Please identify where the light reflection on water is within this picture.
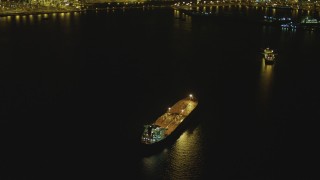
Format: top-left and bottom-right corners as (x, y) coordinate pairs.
(173, 10), (192, 32)
(141, 125), (203, 179)
(293, 9), (299, 18)
(0, 12), (77, 27)
(15, 15), (20, 23)
(174, 9), (179, 18)
(142, 149), (169, 179)
(167, 125), (204, 179)
(272, 8), (276, 16)
(63, 12), (71, 33)
(29, 14), (34, 24)
(60, 12), (65, 18)
(6, 16), (11, 22)
(52, 13), (57, 22)
(0, 17), (6, 26)
(22, 15), (27, 24)
(259, 58), (274, 112)
(37, 14), (42, 21)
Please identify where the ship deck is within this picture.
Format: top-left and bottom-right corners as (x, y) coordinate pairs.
(154, 98), (198, 136)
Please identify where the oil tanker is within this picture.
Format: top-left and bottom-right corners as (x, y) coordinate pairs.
(141, 94), (198, 145)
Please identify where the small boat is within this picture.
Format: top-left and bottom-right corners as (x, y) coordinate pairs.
(262, 48), (276, 65)
(265, 53), (275, 65)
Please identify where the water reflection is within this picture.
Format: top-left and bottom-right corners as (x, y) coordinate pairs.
(186, 14), (192, 24)
(0, 17), (6, 27)
(7, 16), (11, 23)
(142, 149), (169, 179)
(141, 125), (203, 179)
(52, 13), (57, 22)
(29, 15), (34, 24)
(174, 9), (180, 19)
(272, 8), (276, 16)
(0, 11), (79, 33)
(15, 15), (20, 24)
(73, 12), (80, 25)
(66, 12), (71, 25)
(60, 12), (65, 18)
(292, 9), (299, 18)
(59, 12), (72, 33)
(173, 10), (192, 32)
(166, 126), (203, 179)
(22, 15), (27, 25)
(259, 58), (275, 112)
(37, 14), (42, 21)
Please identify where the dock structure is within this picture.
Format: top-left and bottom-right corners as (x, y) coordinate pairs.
(141, 94), (198, 144)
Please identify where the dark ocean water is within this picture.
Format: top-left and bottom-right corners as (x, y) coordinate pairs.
(1, 7), (319, 179)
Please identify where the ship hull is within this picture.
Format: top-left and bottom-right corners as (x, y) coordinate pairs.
(139, 106), (199, 153)
(140, 95), (198, 151)
(265, 59), (275, 65)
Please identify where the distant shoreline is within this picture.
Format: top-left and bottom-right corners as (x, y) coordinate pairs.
(1, 1), (319, 18)
(0, 1), (174, 17)
(0, 9), (84, 17)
